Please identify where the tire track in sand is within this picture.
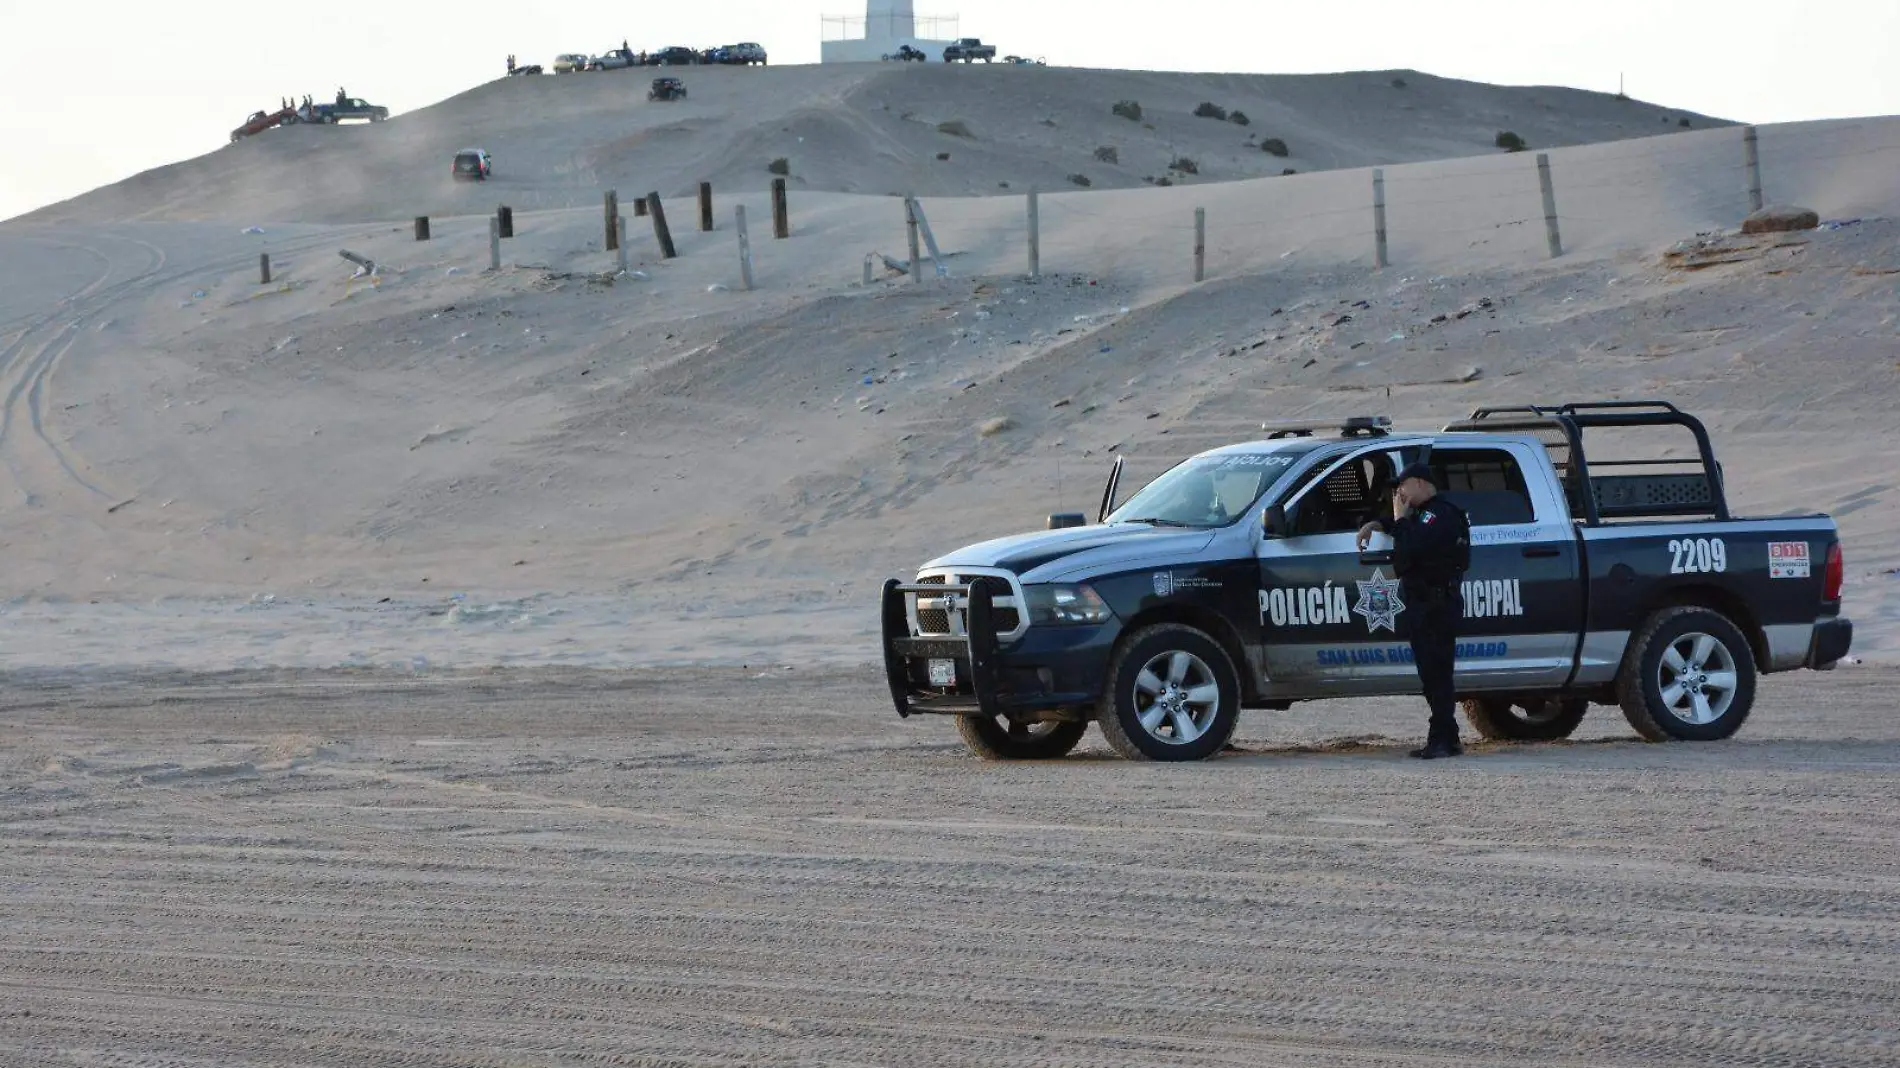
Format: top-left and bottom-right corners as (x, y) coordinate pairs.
(0, 229), (341, 507)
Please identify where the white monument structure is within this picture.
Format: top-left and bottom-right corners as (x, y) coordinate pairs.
(821, 0), (960, 64)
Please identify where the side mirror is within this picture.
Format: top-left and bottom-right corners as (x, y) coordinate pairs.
(1262, 504), (1288, 537)
(1047, 512), (1086, 530)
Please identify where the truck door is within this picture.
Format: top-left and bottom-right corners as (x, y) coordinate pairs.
(1426, 442), (1582, 689)
(1254, 444), (1421, 695)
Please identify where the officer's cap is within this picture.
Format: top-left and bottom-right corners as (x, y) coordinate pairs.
(1396, 462), (1438, 487)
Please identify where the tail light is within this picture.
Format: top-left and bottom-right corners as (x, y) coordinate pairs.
(1824, 542), (1844, 602)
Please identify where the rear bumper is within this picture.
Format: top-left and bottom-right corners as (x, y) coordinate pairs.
(1807, 617), (1853, 670)
(880, 579), (1116, 718)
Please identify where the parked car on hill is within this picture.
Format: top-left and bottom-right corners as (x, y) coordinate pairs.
(651, 46), (699, 66)
(589, 48), (639, 70)
(881, 402), (1854, 761)
(553, 53), (589, 73)
(296, 96), (389, 124)
(942, 38), (997, 62)
(230, 105), (295, 142)
(722, 42), (768, 65)
(451, 148), (492, 181)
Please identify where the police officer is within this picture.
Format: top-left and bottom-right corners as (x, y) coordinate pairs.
(1357, 463), (1471, 759)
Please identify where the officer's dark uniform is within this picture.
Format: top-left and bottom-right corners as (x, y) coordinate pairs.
(1368, 464), (1471, 756)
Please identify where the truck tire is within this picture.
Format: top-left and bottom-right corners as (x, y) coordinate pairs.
(1616, 607), (1757, 741)
(1096, 623), (1240, 761)
(954, 715), (1087, 760)
(1460, 696), (1588, 741)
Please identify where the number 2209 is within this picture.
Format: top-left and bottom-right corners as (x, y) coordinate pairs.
(1669, 537), (1727, 574)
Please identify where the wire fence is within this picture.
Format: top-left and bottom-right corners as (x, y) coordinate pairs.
(871, 124), (1898, 284)
(435, 123), (1895, 290)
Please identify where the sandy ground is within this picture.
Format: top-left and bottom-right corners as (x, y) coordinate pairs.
(3, 665), (1897, 1066)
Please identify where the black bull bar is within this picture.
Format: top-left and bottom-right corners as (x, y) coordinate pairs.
(880, 578), (1005, 718)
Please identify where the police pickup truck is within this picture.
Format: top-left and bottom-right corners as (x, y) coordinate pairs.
(881, 401), (1852, 761)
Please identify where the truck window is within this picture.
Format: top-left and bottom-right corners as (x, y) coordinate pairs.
(1430, 448), (1535, 526)
(1108, 451), (1302, 528)
(1289, 455), (1393, 536)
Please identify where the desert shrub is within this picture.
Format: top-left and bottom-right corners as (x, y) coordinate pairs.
(1260, 138), (1289, 157)
(1156, 175), (1174, 187)
(1169, 157), (1198, 174)
(1112, 99), (1142, 121)
(1281, 167), (1298, 176)
(767, 157), (790, 175)
(1229, 110), (1251, 126)
(1391, 77), (1408, 89)
(1093, 145), (1119, 164)
(1068, 173), (1092, 187)
(936, 119), (973, 137)
(1679, 117), (1692, 128)
(1194, 101), (1228, 120)
(936, 151), (950, 161)
(1495, 130), (1526, 152)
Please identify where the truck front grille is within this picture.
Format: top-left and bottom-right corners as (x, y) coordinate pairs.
(911, 570), (1025, 639)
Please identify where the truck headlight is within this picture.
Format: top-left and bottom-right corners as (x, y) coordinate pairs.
(1024, 583), (1113, 626)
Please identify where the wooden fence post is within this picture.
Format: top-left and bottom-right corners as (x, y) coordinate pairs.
(604, 190), (619, 250)
(771, 178), (789, 239)
(489, 217), (501, 271)
(647, 192), (677, 258)
(904, 196), (922, 284)
(698, 182), (714, 232)
(616, 216), (628, 273)
(1193, 207), (1206, 282)
(1027, 188), (1040, 279)
(258, 253), (271, 284)
(1743, 125), (1764, 213)
(497, 205), (514, 239)
(1536, 152), (1563, 259)
(1372, 168), (1389, 269)
(634, 197), (648, 217)
(414, 215), (430, 241)
(909, 197), (945, 278)
(736, 204), (755, 290)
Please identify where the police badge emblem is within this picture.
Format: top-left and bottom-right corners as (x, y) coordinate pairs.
(1153, 571), (1174, 597)
(1352, 569), (1406, 633)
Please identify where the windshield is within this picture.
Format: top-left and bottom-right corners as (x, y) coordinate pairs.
(1107, 450), (1309, 528)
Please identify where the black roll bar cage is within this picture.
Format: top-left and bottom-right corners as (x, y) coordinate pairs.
(1450, 400), (1729, 524)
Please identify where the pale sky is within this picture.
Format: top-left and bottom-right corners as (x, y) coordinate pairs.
(4, 0), (1896, 222)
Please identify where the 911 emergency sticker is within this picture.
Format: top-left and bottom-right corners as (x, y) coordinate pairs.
(1669, 537), (1728, 575)
(1768, 541), (1811, 579)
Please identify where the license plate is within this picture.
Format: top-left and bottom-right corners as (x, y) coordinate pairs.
(927, 659), (957, 686)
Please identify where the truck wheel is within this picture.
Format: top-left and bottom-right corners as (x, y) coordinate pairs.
(1616, 607), (1757, 741)
(954, 715), (1087, 760)
(1460, 696), (1588, 741)
(1096, 624), (1240, 761)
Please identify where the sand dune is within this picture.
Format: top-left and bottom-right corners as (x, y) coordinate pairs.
(21, 65), (1727, 225)
(0, 64), (1895, 671)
